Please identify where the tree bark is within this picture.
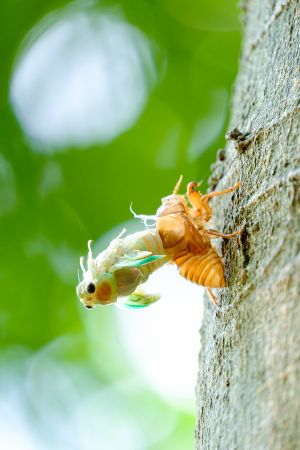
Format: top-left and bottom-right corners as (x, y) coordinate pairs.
(196, 1), (300, 449)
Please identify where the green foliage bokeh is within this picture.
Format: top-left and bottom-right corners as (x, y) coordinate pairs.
(0, 0), (241, 448)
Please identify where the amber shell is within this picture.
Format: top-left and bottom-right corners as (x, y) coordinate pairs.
(156, 195), (225, 288)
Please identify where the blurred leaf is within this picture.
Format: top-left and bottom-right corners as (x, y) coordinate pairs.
(0, 0), (241, 448)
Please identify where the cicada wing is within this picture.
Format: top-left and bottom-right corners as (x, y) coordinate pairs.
(117, 290), (161, 309)
(113, 254), (166, 269)
(123, 250), (152, 260)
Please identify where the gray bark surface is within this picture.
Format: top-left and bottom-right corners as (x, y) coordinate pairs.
(196, 1), (300, 449)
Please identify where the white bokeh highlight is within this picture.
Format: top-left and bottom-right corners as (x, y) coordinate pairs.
(0, 341), (177, 450)
(10, 10), (157, 152)
(116, 264), (204, 409)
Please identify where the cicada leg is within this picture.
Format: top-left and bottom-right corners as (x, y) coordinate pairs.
(187, 181), (241, 224)
(207, 287), (219, 306)
(200, 182), (241, 202)
(186, 182), (213, 223)
(202, 228), (242, 239)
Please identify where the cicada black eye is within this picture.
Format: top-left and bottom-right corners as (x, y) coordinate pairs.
(87, 283), (95, 294)
(85, 305), (93, 309)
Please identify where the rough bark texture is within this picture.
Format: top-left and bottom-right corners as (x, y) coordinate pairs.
(196, 1), (300, 449)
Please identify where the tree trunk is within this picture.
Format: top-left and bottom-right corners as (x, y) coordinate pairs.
(196, 1), (300, 449)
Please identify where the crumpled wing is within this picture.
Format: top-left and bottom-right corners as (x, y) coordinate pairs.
(117, 289), (161, 309)
(113, 253), (166, 269)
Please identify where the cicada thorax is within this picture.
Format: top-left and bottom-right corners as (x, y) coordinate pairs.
(156, 195), (226, 288)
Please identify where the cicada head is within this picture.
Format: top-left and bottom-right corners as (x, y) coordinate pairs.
(76, 241), (117, 309)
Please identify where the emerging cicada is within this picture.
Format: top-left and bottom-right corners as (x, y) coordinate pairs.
(76, 177), (240, 309)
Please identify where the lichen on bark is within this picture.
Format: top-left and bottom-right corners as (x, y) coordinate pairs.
(196, 1), (300, 449)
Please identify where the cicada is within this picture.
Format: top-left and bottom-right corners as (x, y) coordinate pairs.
(76, 229), (169, 309)
(76, 177), (240, 309)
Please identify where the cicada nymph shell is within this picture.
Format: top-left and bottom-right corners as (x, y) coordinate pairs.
(156, 177), (241, 304)
(157, 195), (225, 288)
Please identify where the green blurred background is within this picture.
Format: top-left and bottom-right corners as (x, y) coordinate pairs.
(0, 0), (241, 448)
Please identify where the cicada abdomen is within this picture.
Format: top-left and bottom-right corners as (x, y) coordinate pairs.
(156, 194), (225, 290)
